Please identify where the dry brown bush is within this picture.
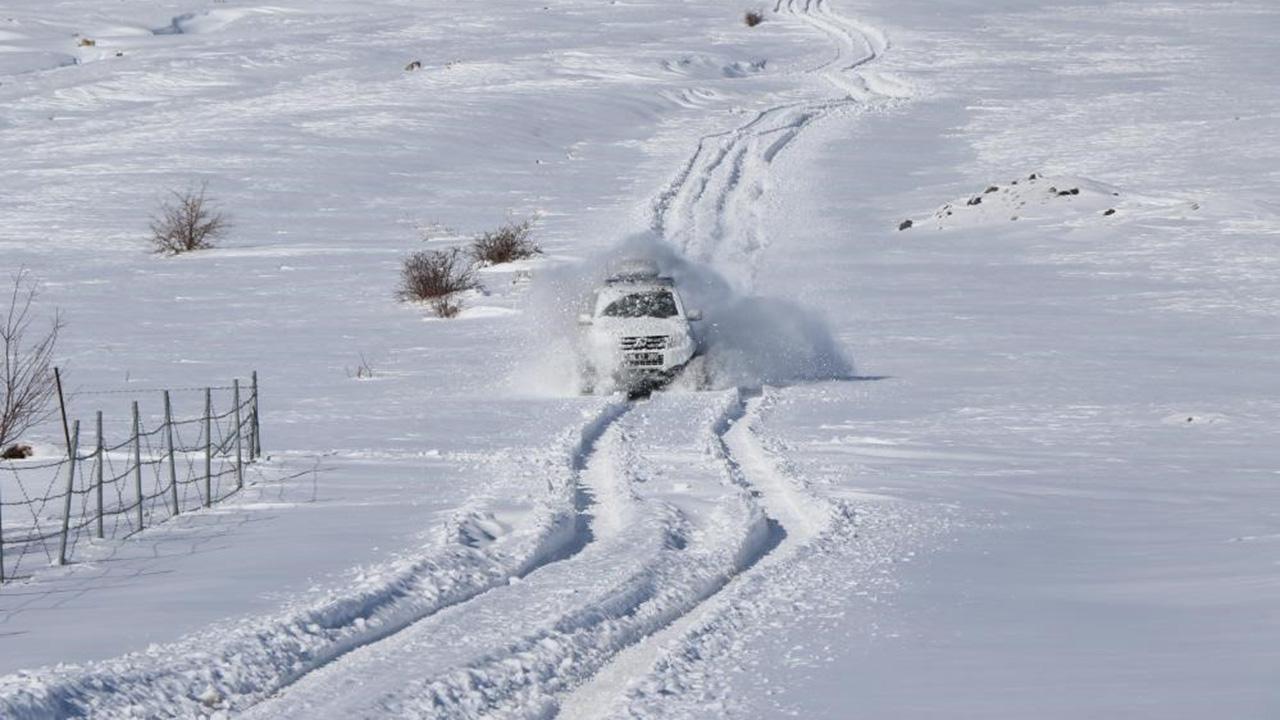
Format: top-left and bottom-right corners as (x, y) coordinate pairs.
(744, 10), (764, 27)
(398, 248), (480, 318)
(469, 219), (540, 266)
(149, 183), (231, 255)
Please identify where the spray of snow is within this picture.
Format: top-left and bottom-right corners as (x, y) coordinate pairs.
(509, 232), (853, 396)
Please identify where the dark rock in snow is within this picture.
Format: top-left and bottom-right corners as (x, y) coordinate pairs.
(898, 219), (913, 230)
(966, 196), (982, 206)
(1103, 208), (1116, 216)
(985, 185), (999, 193)
(1, 443), (33, 459)
(405, 60), (422, 71)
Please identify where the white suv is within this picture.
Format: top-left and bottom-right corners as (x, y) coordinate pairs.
(577, 259), (702, 396)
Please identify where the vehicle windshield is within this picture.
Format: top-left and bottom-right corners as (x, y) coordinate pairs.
(601, 290), (679, 319)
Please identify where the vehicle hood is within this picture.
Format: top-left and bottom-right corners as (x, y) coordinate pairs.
(586, 316), (690, 340)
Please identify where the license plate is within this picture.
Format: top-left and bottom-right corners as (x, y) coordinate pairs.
(628, 352), (663, 365)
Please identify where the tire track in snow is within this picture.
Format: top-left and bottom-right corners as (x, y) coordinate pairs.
(235, 391), (779, 719)
(551, 1), (907, 714)
(554, 390), (838, 719)
(0, 400), (631, 719)
(651, 0), (905, 292)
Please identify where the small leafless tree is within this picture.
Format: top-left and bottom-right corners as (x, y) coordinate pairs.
(398, 248), (480, 318)
(469, 218), (541, 266)
(149, 182), (231, 254)
(1, 270), (62, 451)
(346, 352), (375, 380)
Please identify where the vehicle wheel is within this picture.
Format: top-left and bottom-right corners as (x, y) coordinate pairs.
(690, 355), (712, 391)
(673, 355), (710, 392)
(577, 364), (597, 395)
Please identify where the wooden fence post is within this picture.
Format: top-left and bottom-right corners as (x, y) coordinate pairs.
(1, 480), (6, 583)
(56, 421), (80, 566)
(233, 379), (244, 490)
(95, 410), (104, 539)
(164, 391), (179, 517)
(204, 388), (212, 507)
(132, 401), (144, 532)
(251, 370), (261, 460)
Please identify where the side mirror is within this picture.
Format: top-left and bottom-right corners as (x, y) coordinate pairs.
(687, 309), (703, 321)
(577, 313), (593, 326)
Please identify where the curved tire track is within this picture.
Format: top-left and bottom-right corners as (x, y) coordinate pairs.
(652, 0), (901, 292)
(238, 391), (775, 719)
(0, 400), (631, 719)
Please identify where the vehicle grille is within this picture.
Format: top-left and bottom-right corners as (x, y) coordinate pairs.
(620, 335), (668, 350)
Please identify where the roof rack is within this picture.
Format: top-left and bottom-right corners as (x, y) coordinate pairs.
(604, 257), (671, 285)
(605, 273), (674, 286)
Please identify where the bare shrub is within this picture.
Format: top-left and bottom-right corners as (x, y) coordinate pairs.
(398, 248), (480, 318)
(149, 182), (231, 255)
(1, 270), (62, 451)
(346, 353), (375, 380)
(744, 10), (765, 27)
(430, 296), (463, 319)
(469, 219), (540, 266)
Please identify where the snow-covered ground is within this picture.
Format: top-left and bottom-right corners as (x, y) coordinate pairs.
(1, 0), (1277, 717)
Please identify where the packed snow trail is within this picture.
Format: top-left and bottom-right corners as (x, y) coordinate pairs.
(554, 390), (841, 719)
(653, 0), (906, 291)
(240, 391), (776, 718)
(558, 1), (909, 714)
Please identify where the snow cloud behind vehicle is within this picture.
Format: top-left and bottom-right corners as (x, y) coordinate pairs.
(511, 232), (853, 396)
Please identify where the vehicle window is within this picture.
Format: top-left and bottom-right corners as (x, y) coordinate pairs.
(601, 290), (678, 319)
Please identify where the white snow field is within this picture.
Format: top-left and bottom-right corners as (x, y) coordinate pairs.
(1, 0), (1278, 717)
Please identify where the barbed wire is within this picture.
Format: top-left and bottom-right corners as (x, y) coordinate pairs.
(71, 385), (239, 396)
(0, 377), (261, 584)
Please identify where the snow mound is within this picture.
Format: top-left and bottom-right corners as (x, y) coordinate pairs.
(901, 174), (1127, 231)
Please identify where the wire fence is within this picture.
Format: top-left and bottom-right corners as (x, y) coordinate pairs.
(0, 372), (261, 585)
